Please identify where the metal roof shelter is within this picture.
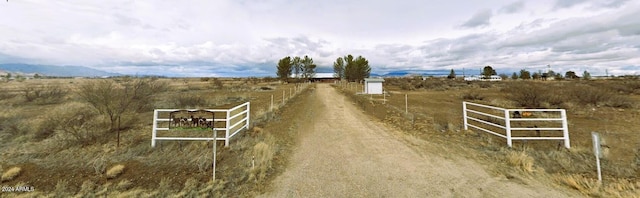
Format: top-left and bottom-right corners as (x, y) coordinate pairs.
(364, 78), (385, 94)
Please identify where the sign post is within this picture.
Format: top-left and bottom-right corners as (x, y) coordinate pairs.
(591, 132), (602, 183)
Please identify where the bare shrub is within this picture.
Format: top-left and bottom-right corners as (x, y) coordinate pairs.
(504, 83), (548, 108)
(89, 156), (107, 175)
(106, 164), (125, 179)
(22, 84), (67, 104)
(172, 93), (208, 108)
(44, 103), (106, 146)
(570, 85), (610, 106)
(1, 167), (22, 182)
(77, 78), (168, 147)
(462, 92), (485, 101)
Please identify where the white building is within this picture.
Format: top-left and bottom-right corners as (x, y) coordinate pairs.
(464, 75), (502, 81)
(364, 78), (385, 94)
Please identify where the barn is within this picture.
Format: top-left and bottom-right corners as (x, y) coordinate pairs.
(364, 78), (385, 94)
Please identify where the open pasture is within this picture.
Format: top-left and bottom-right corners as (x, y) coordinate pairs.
(336, 78), (640, 196)
(0, 77), (310, 197)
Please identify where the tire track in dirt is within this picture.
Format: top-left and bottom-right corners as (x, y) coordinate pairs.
(260, 84), (579, 197)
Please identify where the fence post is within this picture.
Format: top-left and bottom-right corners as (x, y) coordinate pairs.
(405, 94), (408, 114)
(151, 109), (158, 147)
(504, 109), (512, 147)
(462, 102), (468, 130)
(561, 110), (571, 148)
(246, 102), (250, 129)
(270, 95), (273, 111)
(212, 128), (217, 181)
(225, 110), (231, 147)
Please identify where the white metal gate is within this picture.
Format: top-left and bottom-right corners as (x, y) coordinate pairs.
(463, 102), (570, 148)
(151, 102), (250, 147)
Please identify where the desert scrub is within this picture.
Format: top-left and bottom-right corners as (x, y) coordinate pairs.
(22, 84), (68, 104)
(106, 164), (125, 179)
(1, 166), (22, 182)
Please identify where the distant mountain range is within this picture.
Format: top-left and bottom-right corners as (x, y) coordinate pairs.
(0, 64), (120, 77)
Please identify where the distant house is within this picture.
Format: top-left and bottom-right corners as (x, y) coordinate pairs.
(310, 73), (339, 83)
(290, 73), (339, 83)
(364, 78), (385, 94)
(464, 75), (501, 81)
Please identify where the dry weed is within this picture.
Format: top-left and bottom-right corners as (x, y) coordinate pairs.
(1, 166), (22, 182)
(106, 164), (125, 179)
(53, 179), (71, 197)
(506, 150), (535, 173)
(555, 174), (601, 195)
(77, 180), (97, 196)
(249, 142), (274, 181)
(116, 179), (133, 191)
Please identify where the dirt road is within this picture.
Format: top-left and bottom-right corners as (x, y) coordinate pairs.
(260, 84), (578, 197)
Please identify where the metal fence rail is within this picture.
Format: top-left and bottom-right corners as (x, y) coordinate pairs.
(463, 101), (570, 148)
(151, 102), (250, 147)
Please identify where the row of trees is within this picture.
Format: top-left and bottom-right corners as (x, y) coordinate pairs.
(446, 65), (593, 80)
(276, 55), (317, 83)
(333, 55), (371, 82)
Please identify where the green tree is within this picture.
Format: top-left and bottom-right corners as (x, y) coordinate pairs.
(555, 73), (564, 80)
(565, 71), (578, 79)
(276, 56), (293, 83)
(583, 70), (591, 80)
(499, 73), (509, 80)
(344, 55), (371, 82)
(447, 69), (456, 79)
(301, 55), (316, 80)
(511, 72), (518, 80)
(292, 56), (302, 79)
(333, 57), (345, 79)
(78, 78), (167, 147)
(481, 66), (497, 78)
(519, 69), (531, 80)
(34, 73), (41, 79)
(532, 72), (541, 80)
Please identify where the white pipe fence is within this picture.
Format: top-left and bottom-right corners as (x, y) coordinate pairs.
(151, 102), (250, 147)
(463, 101), (570, 148)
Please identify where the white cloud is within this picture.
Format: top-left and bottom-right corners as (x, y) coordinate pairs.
(0, 0), (639, 76)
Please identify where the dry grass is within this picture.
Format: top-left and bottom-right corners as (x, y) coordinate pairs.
(506, 150), (535, 173)
(106, 164), (125, 179)
(337, 78), (640, 196)
(249, 141), (275, 182)
(1, 167), (22, 182)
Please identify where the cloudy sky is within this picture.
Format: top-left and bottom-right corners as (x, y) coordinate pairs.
(1, 0), (639, 77)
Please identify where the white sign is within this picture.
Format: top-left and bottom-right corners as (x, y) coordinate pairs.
(591, 132), (603, 158)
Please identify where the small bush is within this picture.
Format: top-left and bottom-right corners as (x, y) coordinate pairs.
(172, 93), (208, 108)
(1, 167), (22, 181)
(44, 103), (106, 146)
(505, 83), (547, 108)
(106, 164), (125, 179)
(22, 84), (68, 104)
(570, 85), (610, 106)
(462, 92), (485, 100)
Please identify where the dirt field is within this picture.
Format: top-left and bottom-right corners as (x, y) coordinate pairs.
(261, 84), (578, 197)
